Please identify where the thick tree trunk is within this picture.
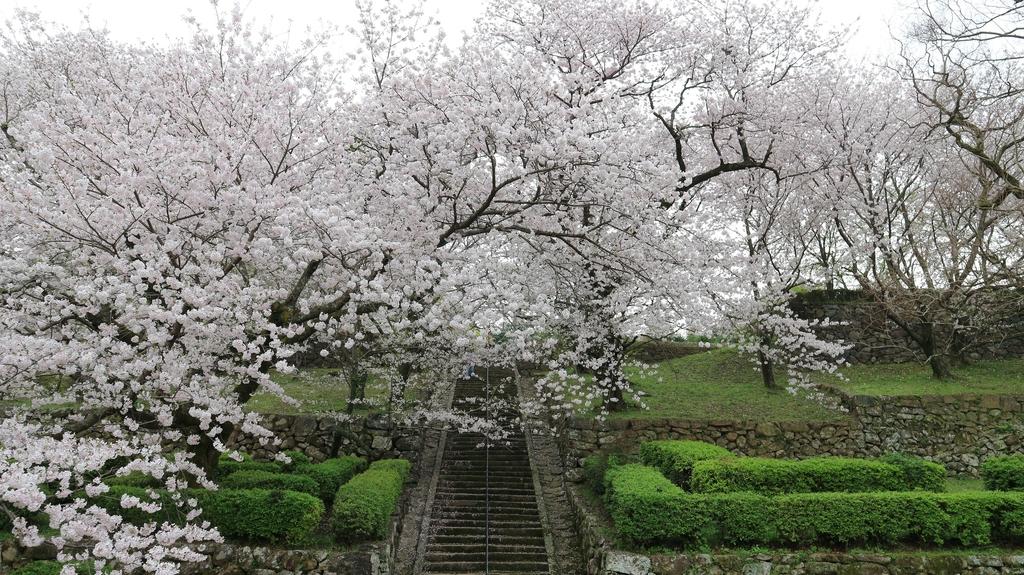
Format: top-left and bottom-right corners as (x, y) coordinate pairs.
(758, 349), (778, 389)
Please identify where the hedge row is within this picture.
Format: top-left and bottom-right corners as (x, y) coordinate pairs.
(638, 440), (733, 488)
(217, 452), (284, 477)
(332, 458), (411, 541)
(982, 456), (1024, 491)
(219, 470), (320, 497)
(691, 456), (943, 494)
(100, 485), (324, 545)
(295, 455), (367, 503)
(605, 464), (1024, 548)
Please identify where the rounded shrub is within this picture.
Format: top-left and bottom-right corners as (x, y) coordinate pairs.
(219, 470), (320, 497)
(982, 455), (1024, 491)
(99, 485), (324, 545)
(638, 440), (732, 489)
(879, 453), (946, 492)
(295, 455), (367, 503)
(195, 488), (324, 545)
(331, 458), (411, 541)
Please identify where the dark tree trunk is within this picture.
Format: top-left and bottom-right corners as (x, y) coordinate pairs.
(758, 349), (778, 389)
(346, 366), (368, 415)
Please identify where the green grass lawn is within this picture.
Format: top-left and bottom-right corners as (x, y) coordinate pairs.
(826, 358), (1024, 396)
(614, 348), (846, 422)
(247, 368), (391, 414)
(609, 349), (1024, 422)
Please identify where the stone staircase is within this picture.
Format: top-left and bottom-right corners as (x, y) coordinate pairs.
(421, 369), (551, 575)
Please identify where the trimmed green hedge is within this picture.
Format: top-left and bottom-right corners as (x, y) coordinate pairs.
(217, 452), (283, 477)
(99, 486), (324, 545)
(605, 464), (1024, 548)
(281, 450), (311, 471)
(105, 471), (163, 488)
(219, 470), (320, 497)
(332, 459), (411, 541)
(880, 453), (946, 492)
(690, 456), (939, 494)
(296, 455), (367, 503)
(638, 440), (732, 488)
(982, 455), (1024, 491)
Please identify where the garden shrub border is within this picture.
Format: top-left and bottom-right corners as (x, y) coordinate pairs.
(982, 455), (1024, 491)
(295, 455), (368, 503)
(638, 440), (733, 489)
(605, 463), (1024, 548)
(331, 458), (411, 541)
(100, 485), (325, 545)
(690, 456), (941, 494)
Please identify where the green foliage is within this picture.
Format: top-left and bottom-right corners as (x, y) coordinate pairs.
(638, 440), (732, 488)
(879, 453), (947, 492)
(98, 486), (324, 545)
(690, 457), (926, 494)
(195, 488), (324, 545)
(295, 455), (367, 503)
(582, 453), (629, 495)
(331, 458), (410, 541)
(10, 561), (65, 575)
(982, 455), (1024, 491)
(104, 471), (163, 488)
(281, 450), (311, 471)
(604, 464), (1024, 548)
(219, 470), (320, 497)
(216, 452), (283, 477)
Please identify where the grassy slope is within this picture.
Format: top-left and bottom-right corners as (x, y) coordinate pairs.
(614, 348), (1024, 421)
(616, 348), (845, 422)
(246, 368), (390, 414)
(827, 358), (1024, 396)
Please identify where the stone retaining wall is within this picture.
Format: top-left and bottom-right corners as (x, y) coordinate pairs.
(568, 389), (1024, 475)
(642, 552), (1024, 575)
(227, 413), (423, 464)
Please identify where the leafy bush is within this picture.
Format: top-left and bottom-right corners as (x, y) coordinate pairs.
(879, 453), (946, 492)
(582, 453), (629, 495)
(217, 452), (283, 477)
(281, 450), (311, 471)
(196, 488), (324, 545)
(295, 455), (367, 503)
(219, 470), (320, 497)
(604, 464), (1024, 548)
(638, 440), (732, 488)
(104, 471), (163, 488)
(99, 486), (324, 545)
(982, 455), (1024, 491)
(690, 457), (914, 494)
(332, 458), (410, 541)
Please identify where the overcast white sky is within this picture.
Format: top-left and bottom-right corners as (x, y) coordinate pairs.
(1, 0), (914, 60)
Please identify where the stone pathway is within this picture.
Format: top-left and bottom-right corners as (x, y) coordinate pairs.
(417, 368), (552, 575)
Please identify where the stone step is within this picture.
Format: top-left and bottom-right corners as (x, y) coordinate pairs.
(428, 534), (545, 546)
(424, 561), (549, 573)
(426, 551), (549, 563)
(430, 526), (544, 537)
